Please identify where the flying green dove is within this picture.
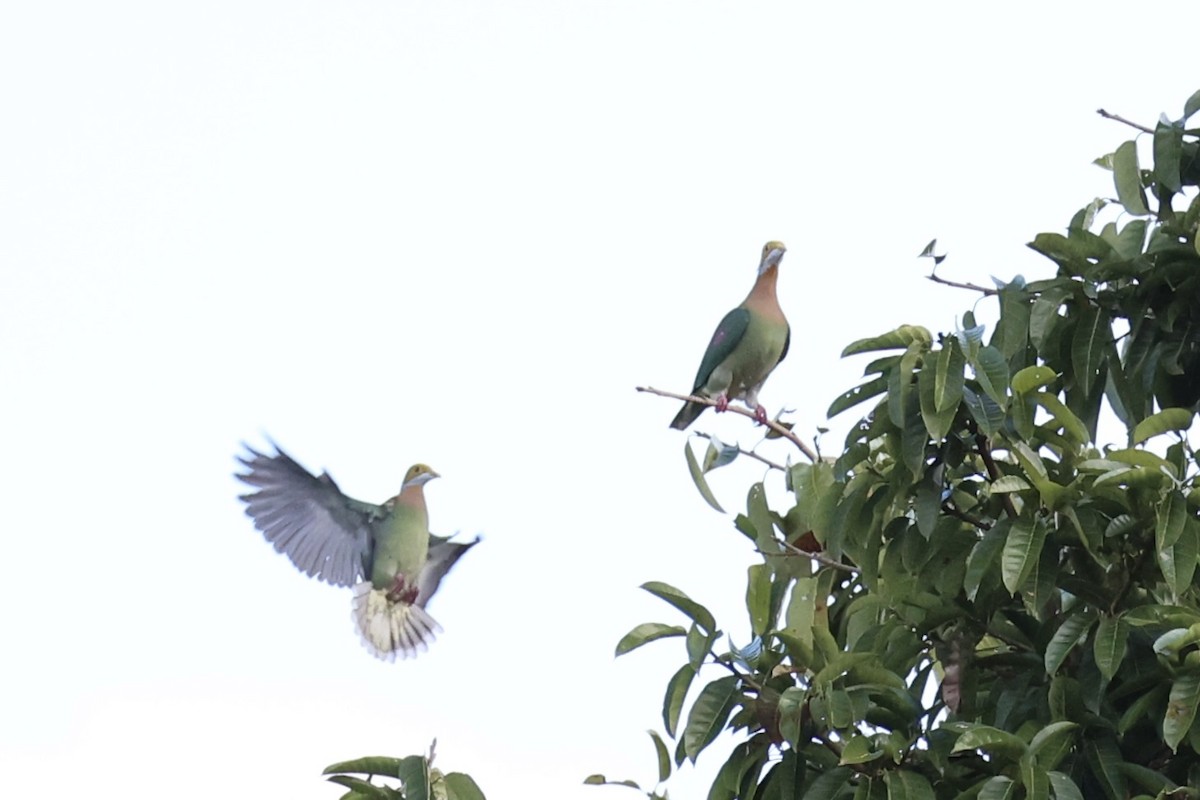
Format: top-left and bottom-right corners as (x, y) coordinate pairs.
(235, 442), (477, 661)
(670, 241), (790, 430)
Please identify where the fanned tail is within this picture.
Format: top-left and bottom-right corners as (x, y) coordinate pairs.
(351, 583), (441, 661)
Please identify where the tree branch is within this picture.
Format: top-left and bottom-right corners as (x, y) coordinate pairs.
(637, 386), (819, 463)
(941, 502), (992, 531)
(760, 541), (859, 574)
(692, 431), (786, 472)
(1096, 108), (1155, 135)
(926, 272), (998, 296)
(974, 433), (1018, 519)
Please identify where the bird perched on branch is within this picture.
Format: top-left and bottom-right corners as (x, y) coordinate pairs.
(670, 241), (790, 430)
(235, 442), (477, 661)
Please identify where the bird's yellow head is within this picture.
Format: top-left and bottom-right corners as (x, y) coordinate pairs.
(759, 241), (787, 275)
(401, 463), (440, 490)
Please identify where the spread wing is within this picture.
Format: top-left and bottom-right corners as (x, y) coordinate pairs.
(692, 308), (750, 391)
(415, 534), (480, 608)
(235, 443), (378, 587)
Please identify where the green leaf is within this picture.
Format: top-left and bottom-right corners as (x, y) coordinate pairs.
(759, 751), (806, 800)
(1047, 771), (1083, 800)
(641, 582), (717, 634)
(884, 770), (934, 800)
(1034, 392), (1089, 444)
(1093, 616), (1129, 680)
(971, 345), (1010, 406)
(685, 439), (725, 513)
(1161, 518), (1200, 600)
(777, 687), (807, 747)
(1084, 737), (1127, 800)
(952, 725), (1027, 761)
(648, 730), (671, 783)
(1011, 366), (1057, 395)
(934, 341), (967, 412)
(918, 361), (957, 440)
(991, 475), (1032, 493)
(963, 385), (1004, 436)
(747, 482), (777, 553)
(662, 664), (696, 737)
(397, 756), (430, 800)
(1002, 515), (1047, 594)
(1045, 608), (1097, 675)
(443, 773), (486, 800)
(803, 767), (854, 800)
(701, 436), (739, 473)
(1116, 763), (1173, 795)
(979, 776), (1016, 800)
(325, 776), (391, 799)
(1071, 306), (1110, 394)
(842, 325), (933, 356)
(1156, 490), (1188, 551)
(965, 523), (1008, 601)
(615, 623), (687, 656)
(1113, 139), (1149, 216)
(1027, 721), (1077, 771)
(839, 734), (883, 765)
(686, 623), (711, 670)
(1165, 671), (1200, 752)
(1130, 407), (1193, 445)
(1185, 89), (1200, 121)
(786, 576), (818, 652)
(325, 758), (406, 778)
(993, 283), (1031, 361)
(828, 375), (889, 418)
(683, 675), (740, 762)
(1030, 288), (1070, 352)
(746, 564), (772, 637)
(1154, 121), (1184, 192)
(582, 775), (639, 789)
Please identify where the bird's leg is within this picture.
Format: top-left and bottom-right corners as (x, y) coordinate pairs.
(386, 575), (419, 604)
(753, 405), (769, 425)
(714, 393), (730, 413)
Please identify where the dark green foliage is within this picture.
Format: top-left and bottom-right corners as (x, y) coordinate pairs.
(609, 93), (1200, 799)
(323, 752), (486, 800)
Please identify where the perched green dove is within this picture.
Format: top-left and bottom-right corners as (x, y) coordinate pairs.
(235, 442), (477, 661)
(670, 241), (790, 430)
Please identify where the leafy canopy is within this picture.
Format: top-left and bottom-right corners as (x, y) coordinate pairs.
(609, 90), (1200, 800)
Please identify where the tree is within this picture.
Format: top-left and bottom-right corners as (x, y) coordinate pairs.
(604, 91), (1200, 799)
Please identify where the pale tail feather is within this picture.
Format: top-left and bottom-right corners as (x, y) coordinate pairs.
(351, 583), (442, 662)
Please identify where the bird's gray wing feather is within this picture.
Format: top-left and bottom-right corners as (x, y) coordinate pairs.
(236, 443), (376, 587)
(415, 534), (480, 607)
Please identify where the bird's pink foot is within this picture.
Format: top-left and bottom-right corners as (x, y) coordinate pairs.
(754, 406), (769, 425)
(715, 394), (730, 413)
(386, 575), (418, 604)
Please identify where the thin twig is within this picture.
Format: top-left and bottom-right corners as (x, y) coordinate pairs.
(941, 502), (992, 531)
(692, 431), (787, 472)
(759, 540), (859, 574)
(637, 385), (819, 463)
(926, 272), (998, 296)
(975, 432), (1018, 519)
(1096, 108), (1155, 135)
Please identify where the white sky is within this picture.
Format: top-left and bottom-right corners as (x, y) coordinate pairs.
(2, 2), (1197, 797)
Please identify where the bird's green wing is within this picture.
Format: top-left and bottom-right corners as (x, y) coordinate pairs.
(777, 324), (791, 366)
(236, 443), (378, 587)
(414, 534), (479, 608)
(692, 308), (751, 391)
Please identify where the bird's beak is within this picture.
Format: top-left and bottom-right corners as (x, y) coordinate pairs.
(403, 469), (441, 490)
(760, 245), (786, 274)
